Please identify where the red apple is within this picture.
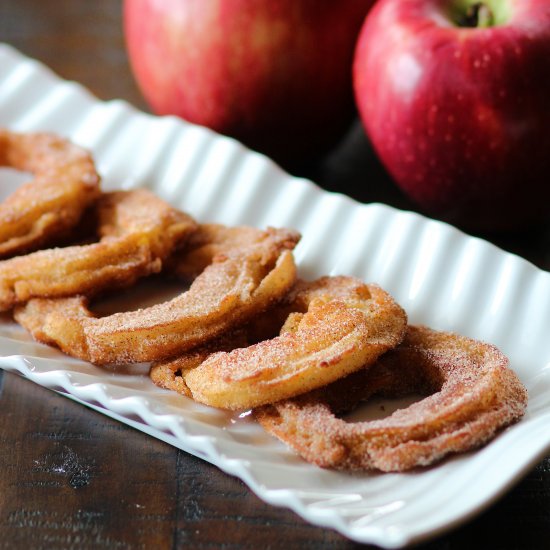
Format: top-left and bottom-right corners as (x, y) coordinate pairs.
(353, 0), (550, 231)
(124, 0), (374, 168)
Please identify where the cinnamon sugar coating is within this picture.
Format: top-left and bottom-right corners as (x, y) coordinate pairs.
(255, 326), (528, 472)
(154, 276), (407, 410)
(15, 231), (298, 364)
(169, 223), (301, 281)
(2, 189), (196, 310)
(0, 129), (100, 258)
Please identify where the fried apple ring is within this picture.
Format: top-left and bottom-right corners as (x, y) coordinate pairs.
(0, 189), (196, 310)
(15, 230), (298, 364)
(154, 276), (407, 410)
(255, 326), (528, 472)
(170, 223), (301, 281)
(0, 130), (100, 257)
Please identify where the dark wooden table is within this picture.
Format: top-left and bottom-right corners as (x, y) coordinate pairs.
(0, 2), (549, 548)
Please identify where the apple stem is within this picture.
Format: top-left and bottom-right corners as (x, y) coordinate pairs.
(461, 3), (494, 28)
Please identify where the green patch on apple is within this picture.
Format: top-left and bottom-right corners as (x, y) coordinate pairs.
(449, 0), (513, 28)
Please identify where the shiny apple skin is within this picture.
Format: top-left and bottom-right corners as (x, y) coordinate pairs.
(124, 0), (374, 168)
(353, 0), (550, 231)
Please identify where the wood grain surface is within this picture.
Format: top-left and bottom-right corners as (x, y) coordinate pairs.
(0, 1), (549, 548)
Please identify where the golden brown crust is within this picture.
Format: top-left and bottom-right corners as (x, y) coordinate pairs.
(0, 189), (196, 310)
(169, 223), (301, 281)
(255, 326), (528, 472)
(155, 276), (407, 410)
(15, 231), (298, 364)
(150, 328), (252, 398)
(0, 130), (101, 257)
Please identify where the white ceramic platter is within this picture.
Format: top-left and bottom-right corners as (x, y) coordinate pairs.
(0, 44), (549, 548)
